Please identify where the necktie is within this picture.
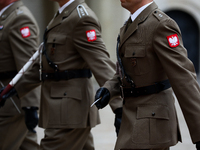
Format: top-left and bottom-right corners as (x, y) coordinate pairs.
(125, 17), (132, 32)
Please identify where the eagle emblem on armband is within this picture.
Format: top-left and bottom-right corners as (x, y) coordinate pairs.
(86, 30), (97, 42)
(20, 26), (31, 38)
(167, 34), (180, 48)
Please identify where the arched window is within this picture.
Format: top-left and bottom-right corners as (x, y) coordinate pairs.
(166, 10), (200, 73)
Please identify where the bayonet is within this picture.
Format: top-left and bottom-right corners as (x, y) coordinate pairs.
(90, 97), (102, 107)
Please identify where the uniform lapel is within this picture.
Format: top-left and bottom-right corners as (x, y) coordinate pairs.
(47, 12), (63, 31)
(120, 25), (126, 38)
(119, 17), (131, 40)
(119, 2), (158, 47)
(47, 0), (84, 31)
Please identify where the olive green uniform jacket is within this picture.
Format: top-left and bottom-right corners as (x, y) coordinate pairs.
(103, 2), (200, 150)
(0, 1), (40, 149)
(15, 0), (122, 129)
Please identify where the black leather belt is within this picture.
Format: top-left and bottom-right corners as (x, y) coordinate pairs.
(42, 69), (92, 81)
(0, 71), (17, 79)
(120, 79), (171, 98)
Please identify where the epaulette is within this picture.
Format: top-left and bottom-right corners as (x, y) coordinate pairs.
(16, 7), (24, 15)
(77, 5), (88, 18)
(153, 10), (167, 21)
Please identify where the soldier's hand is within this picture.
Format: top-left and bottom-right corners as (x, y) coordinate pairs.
(0, 86), (6, 107)
(95, 87), (110, 109)
(0, 99), (6, 108)
(23, 107), (39, 133)
(196, 141), (200, 150)
(114, 107), (122, 136)
(0, 86), (17, 108)
(0, 86), (6, 94)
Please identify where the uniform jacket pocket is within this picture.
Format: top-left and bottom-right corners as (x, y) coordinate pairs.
(0, 32), (2, 41)
(50, 83), (82, 100)
(47, 33), (67, 44)
(124, 44), (150, 75)
(49, 82), (83, 125)
(46, 33), (67, 61)
(132, 105), (171, 144)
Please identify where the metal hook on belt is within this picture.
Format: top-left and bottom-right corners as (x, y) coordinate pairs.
(54, 65), (60, 81)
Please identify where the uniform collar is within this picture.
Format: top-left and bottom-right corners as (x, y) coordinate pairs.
(0, 3), (13, 16)
(60, 0), (84, 17)
(0, 0), (23, 20)
(58, 0), (75, 14)
(47, 0), (85, 31)
(120, 2), (158, 46)
(130, 1), (153, 22)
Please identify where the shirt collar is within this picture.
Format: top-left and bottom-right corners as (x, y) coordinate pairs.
(58, 0), (75, 14)
(0, 3), (14, 16)
(130, 1), (153, 22)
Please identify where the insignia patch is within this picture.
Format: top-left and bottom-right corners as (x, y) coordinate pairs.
(0, 25), (3, 30)
(77, 5), (88, 18)
(167, 34), (179, 48)
(20, 26), (31, 38)
(131, 58), (137, 67)
(17, 10), (23, 15)
(86, 30), (97, 42)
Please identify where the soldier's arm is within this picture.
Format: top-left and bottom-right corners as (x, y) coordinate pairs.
(73, 15), (122, 110)
(8, 11), (41, 107)
(153, 17), (200, 143)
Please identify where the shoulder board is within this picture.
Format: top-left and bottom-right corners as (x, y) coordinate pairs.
(77, 5), (88, 18)
(16, 7), (24, 15)
(153, 10), (167, 21)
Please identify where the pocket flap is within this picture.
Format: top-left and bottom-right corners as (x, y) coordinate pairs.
(0, 32), (2, 41)
(125, 45), (145, 57)
(137, 105), (169, 120)
(47, 34), (66, 44)
(50, 83), (82, 100)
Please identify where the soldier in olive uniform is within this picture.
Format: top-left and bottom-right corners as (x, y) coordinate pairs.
(0, 0), (40, 150)
(0, 0), (122, 149)
(95, 0), (200, 150)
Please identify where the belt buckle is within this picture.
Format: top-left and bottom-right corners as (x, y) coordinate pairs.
(120, 85), (124, 99)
